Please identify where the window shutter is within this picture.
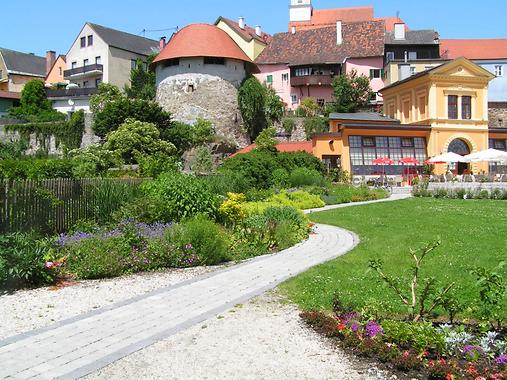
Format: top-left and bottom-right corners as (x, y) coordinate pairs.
(369, 69), (374, 78)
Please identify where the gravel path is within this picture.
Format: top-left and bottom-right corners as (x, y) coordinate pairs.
(0, 266), (224, 340)
(86, 291), (381, 380)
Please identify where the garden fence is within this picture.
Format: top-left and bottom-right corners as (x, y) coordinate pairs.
(0, 178), (145, 235)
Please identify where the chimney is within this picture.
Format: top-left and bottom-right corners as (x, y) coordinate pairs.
(238, 17), (245, 29)
(394, 23), (406, 40)
(291, 26), (296, 35)
(336, 21), (342, 45)
(46, 50), (56, 76)
(159, 36), (166, 50)
(255, 25), (262, 37)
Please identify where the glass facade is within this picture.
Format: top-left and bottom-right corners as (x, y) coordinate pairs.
(349, 135), (427, 175)
(489, 139), (507, 173)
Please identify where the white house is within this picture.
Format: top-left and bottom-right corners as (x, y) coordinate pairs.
(48, 22), (159, 115)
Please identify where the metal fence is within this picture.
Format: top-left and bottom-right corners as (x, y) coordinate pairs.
(0, 178), (144, 235)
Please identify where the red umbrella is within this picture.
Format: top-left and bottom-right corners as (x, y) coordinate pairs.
(399, 157), (420, 165)
(373, 157), (395, 165)
(399, 157), (420, 184)
(373, 157), (394, 184)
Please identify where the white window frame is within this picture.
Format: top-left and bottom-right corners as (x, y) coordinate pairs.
(495, 65), (503, 77)
(291, 94), (298, 104)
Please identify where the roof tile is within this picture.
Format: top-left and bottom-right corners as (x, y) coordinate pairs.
(440, 39), (507, 60)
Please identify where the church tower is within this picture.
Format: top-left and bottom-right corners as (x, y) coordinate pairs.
(289, 0), (313, 22)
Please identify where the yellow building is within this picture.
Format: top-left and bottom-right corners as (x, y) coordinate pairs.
(312, 57), (507, 177)
(215, 17), (270, 61)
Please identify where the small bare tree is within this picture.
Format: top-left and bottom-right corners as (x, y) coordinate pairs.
(369, 240), (455, 322)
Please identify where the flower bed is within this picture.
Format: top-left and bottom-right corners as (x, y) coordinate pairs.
(301, 308), (507, 379)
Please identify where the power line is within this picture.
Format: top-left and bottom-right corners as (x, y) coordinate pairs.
(138, 26), (179, 37)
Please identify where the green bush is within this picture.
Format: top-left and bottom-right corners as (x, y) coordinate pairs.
(271, 168), (290, 188)
(142, 172), (219, 222)
(0, 158), (75, 179)
(303, 116), (328, 140)
(381, 320), (445, 354)
(164, 216), (230, 266)
(242, 190), (325, 215)
(323, 184), (388, 205)
(0, 233), (56, 288)
(0, 139), (28, 160)
(221, 150), (324, 189)
(282, 118), (296, 136)
(65, 236), (132, 279)
(198, 170), (251, 195)
(289, 167), (326, 187)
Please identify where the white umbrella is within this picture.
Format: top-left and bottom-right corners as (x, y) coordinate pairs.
(426, 152), (469, 164)
(464, 149), (507, 163)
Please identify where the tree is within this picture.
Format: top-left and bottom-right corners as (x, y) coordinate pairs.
(90, 88), (172, 138)
(191, 146), (214, 174)
(254, 127), (277, 151)
(9, 80), (65, 122)
(330, 70), (373, 113)
(103, 119), (176, 164)
(238, 76), (267, 140)
(300, 97), (320, 117)
(264, 86), (284, 126)
(161, 118), (215, 156)
(124, 54), (157, 101)
(303, 117), (329, 140)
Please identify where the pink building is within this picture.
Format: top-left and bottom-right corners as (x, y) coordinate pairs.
(255, 20), (386, 110)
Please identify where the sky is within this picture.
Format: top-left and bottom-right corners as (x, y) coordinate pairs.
(1, 0), (506, 57)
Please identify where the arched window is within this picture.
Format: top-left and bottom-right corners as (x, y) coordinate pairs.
(448, 139), (470, 156)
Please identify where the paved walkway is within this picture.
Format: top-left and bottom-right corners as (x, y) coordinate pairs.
(304, 193), (411, 214)
(0, 195), (409, 380)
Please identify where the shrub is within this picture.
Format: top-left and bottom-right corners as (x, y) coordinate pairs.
(277, 151), (325, 173)
(271, 168), (290, 188)
(191, 145), (214, 174)
(164, 216), (230, 266)
(242, 190), (324, 215)
(199, 170), (251, 195)
(103, 119), (176, 164)
(0, 139), (28, 160)
(69, 145), (119, 178)
(142, 172), (219, 222)
(303, 116), (328, 140)
(220, 149), (279, 189)
(0, 233), (56, 288)
(218, 193), (247, 226)
(254, 127), (277, 151)
(0, 158), (75, 180)
(282, 118), (296, 136)
(381, 320), (445, 354)
(289, 167), (326, 187)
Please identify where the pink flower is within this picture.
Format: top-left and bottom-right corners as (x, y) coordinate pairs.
(45, 262), (54, 269)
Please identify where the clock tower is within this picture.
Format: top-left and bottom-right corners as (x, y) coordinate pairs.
(289, 0), (313, 23)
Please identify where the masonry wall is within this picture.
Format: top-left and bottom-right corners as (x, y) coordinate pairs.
(489, 102), (507, 129)
(156, 57), (250, 147)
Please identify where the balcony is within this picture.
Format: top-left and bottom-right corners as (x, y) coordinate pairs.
(290, 74), (334, 87)
(64, 64), (103, 80)
(46, 87), (99, 99)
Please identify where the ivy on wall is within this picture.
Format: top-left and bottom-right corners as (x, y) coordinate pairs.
(5, 110), (85, 153)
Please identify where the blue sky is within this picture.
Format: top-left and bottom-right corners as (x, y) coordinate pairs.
(2, 0), (506, 57)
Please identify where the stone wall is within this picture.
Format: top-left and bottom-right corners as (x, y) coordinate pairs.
(489, 102), (507, 129)
(274, 117), (307, 142)
(157, 73), (250, 148)
(0, 113), (99, 155)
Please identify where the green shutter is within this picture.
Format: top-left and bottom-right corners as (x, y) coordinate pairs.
(369, 69), (374, 79)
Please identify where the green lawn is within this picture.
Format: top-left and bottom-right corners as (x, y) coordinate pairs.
(281, 198), (507, 319)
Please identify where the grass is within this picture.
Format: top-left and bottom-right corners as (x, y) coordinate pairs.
(281, 198), (507, 319)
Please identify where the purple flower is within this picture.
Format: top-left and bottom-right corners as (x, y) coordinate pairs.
(351, 323), (360, 332)
(494, 354), (507, 365)
(364, 321), (383, 338)
(462, 345), (483, 361)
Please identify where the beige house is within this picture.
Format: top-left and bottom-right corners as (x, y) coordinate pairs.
(48, 22), (159, 115)
(0, 48), (46, 92)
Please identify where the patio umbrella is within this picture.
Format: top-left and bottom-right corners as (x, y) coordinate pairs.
(373, 157), (394, 185)
(425, 152), (469, 164)
(399, 157), (420, 185)
(464, 148), (507, 163)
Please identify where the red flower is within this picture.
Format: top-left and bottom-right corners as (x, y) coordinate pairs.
(446, 374), (453, 380)
(337, 323), (346, 331)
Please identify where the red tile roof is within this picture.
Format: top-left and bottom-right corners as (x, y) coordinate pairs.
(153, 24), (253, 64)
(440, 39), (507, 60)
(289, 6), (374, 30)
(230, 141), (313, 157)
(0, 91), (21, 100)
(217, 17), (272, 44)
(256, 20), (385, 66)
(375, 17), (406, 32)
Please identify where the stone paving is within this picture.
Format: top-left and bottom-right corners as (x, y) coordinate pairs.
(0, 194), (410, 380)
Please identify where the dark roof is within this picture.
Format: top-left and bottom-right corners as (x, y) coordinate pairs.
(88, 23), (159, 56)
(255, 20), (385, 66)
(385, 29), (439, 45)
(341, 123), (431, 131)
(0, 48), (46, 77)
(216, 17), (271, 44)
(329, 112), (400, 122)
